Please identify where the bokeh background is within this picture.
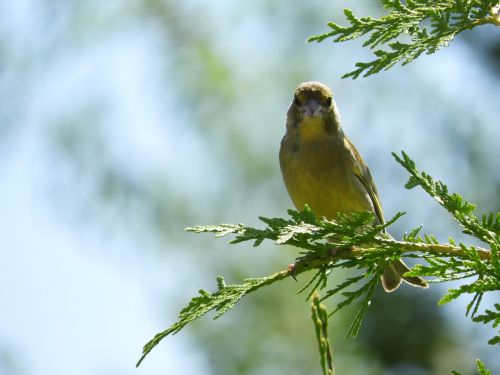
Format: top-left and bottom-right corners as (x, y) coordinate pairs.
(1, 1), (499, 374)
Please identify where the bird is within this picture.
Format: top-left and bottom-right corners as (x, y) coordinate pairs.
(279, 81), (428, 292)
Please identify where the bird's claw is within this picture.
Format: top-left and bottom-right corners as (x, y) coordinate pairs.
(287, 263), (298, 281)
(328, 245), (353, 257)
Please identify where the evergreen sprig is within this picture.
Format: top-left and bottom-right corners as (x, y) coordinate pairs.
(472, 303), (500, 345)
(136, 273), (289, 367)
(476, 359), (494, 375)
(137, 152), (498, 368)
(308, 0), (500, 78)
(311, 292), (335, 375)
(392, 151), (499, 347)
(452, 359), (493, 375)
(394, 151), (500, 246)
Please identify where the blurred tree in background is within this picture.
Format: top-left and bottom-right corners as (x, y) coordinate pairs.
(0, 1), (499, 374)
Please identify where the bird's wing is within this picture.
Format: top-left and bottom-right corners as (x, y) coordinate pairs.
(344, 137), (385, 225)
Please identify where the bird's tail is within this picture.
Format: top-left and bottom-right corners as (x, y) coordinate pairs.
(381, 259), (428, 293)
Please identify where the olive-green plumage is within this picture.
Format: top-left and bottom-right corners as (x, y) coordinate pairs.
(279, 81), (428, 292)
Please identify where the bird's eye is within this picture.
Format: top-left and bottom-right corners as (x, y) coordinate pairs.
(325, 97), (332, 106)
(294, 95), (300, 106)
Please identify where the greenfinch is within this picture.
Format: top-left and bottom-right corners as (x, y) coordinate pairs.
(279, 81), (428, 292)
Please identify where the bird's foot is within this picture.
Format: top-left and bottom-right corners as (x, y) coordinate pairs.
(328, 245), (353, 257)
(287, 263), (298, 281)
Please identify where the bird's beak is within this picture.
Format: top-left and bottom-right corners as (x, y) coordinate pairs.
(304, 99), (321, 117)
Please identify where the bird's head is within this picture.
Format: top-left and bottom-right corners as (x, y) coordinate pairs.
(286, 81), (341, 139)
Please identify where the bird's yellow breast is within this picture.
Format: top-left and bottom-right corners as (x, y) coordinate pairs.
(279, 136), (373, 220)
(297, 117), (325, 141)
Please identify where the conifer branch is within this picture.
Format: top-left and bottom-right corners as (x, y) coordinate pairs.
(136, 272), (289, 367)
(308, 0), (500, 78)
(137, 152), (499, 367)
(453, 358), (494, 374)
(311, 292), (335, 375)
